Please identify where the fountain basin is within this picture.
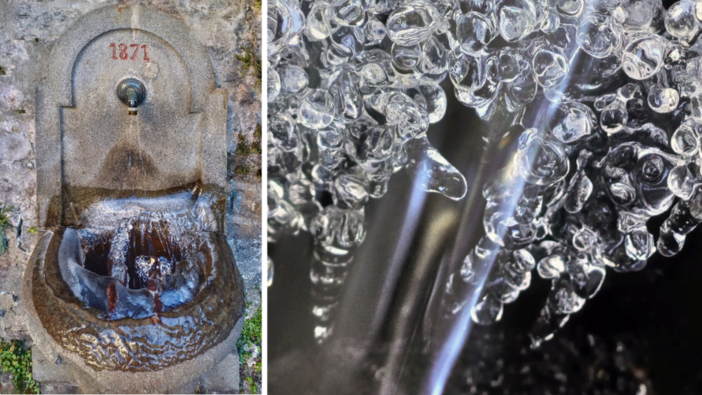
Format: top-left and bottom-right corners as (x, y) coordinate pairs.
(23, 225), (244, 393)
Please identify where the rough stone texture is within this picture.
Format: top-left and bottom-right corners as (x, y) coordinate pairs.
(228, 175), (263, 292)
(201, 353), (241, 392)
(32, 335), (241, 394)
(0, 372), (15, 394)
(178, 353), (241, 394)
(31, 345), (74, 383)
(0, 229), (31, 341)
(40, 382), (80, 394)
(0, 0), (261, 345)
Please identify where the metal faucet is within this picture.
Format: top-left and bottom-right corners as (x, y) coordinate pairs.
(116, 78), (146, 115)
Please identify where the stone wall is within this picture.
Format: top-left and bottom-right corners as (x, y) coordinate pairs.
(0, 0), (262, 341)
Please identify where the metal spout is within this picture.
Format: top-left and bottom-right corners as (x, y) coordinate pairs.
(127, 88), (139, 115)
(117, 78), (146, 116)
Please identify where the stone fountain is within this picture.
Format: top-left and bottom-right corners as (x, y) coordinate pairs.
(21, 4), (245, 393)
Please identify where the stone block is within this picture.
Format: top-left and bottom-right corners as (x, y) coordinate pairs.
(31, 345), (75, 383)
(172, 351), (240, 394)
(0, 293), (14, 312)
(40, 382), (80, 394)
(200, 352), (241, 393)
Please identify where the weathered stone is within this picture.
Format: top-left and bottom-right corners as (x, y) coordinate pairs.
(31, 345), (74, 383)
(199, 353), (241, 393)
(40, 382), (80, 394)
(0, 293), (14, 312)
(34, 4), (229, 227)
(0, 371), (15, 394)
(174, 352), (241, 394)
(228, 176), (263, 291)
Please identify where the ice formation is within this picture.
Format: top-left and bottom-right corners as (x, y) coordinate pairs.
(59, 192), (215, 321)
(268, 0), (702, 345)
(268, 0), (468, 341)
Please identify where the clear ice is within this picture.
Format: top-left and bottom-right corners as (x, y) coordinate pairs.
(60, 193), (215, 320)
(267, 0), (702, 346)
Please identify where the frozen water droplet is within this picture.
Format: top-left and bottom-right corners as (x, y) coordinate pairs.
(386, 3), (441, 46)
(537, 255), (566, 279)
(456, 11), (495, 55)
(471, 294), (504, 325)
(268, 67), (281, 102)
(404, 137), (468, 200)
(665, 0), (700, 43)
(279, 65), (309, 94)
(622, 35), (667, 80)
(532, 48), (569, 89)
(298, 90), (336, 129)
(647, 85), (679, 113)
(498, 0), (537, 42)
(550, 102), (596, 144)
(576, 14), (622, 59)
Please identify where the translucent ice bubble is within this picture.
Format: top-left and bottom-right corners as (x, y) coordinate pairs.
(386, 3), (441, 46)
(298, 90), (336, 128)
(619, 0), (664, 33)
(269, 0), (305, 57)
(622, 34), (667, 80)
(532, 48), (569, 89)
(455, 12), (496, 55)
(392, 43), (422, 70)
(671, 119), (700, 156)
(269, 112), (299, 151)
(332, 0), (367, 27)
(648, 85), (680, 113)
(305, 1), (332, 40)
(497, 0), (537, 42)
(555, 0), (584, 16)
(665, 0), (700, 43)
(515, 129), (569, 186)
(576, 14), (622, 58)
(549, 102), (597, 144)
(279, 65), (309, 94)
(268, 66), (281, 102)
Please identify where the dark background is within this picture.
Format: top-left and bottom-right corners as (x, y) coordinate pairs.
(268, 8), (702, 391)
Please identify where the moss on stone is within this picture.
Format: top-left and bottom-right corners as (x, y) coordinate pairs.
(235, 45), (261, 88)
(235, 134), (253, 155)
(237, 293), (262, 393)
(0, 338), (40, 394)
(0, 205), (12, 256)
(250, 124), (262, 154)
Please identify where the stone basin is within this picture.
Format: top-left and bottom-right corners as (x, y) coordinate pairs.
(23, 192), (245, 393)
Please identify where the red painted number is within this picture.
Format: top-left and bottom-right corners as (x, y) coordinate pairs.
(118, 44), (128, 59)
(108, 43), (149, 61)
(130, 44), (139, 60)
